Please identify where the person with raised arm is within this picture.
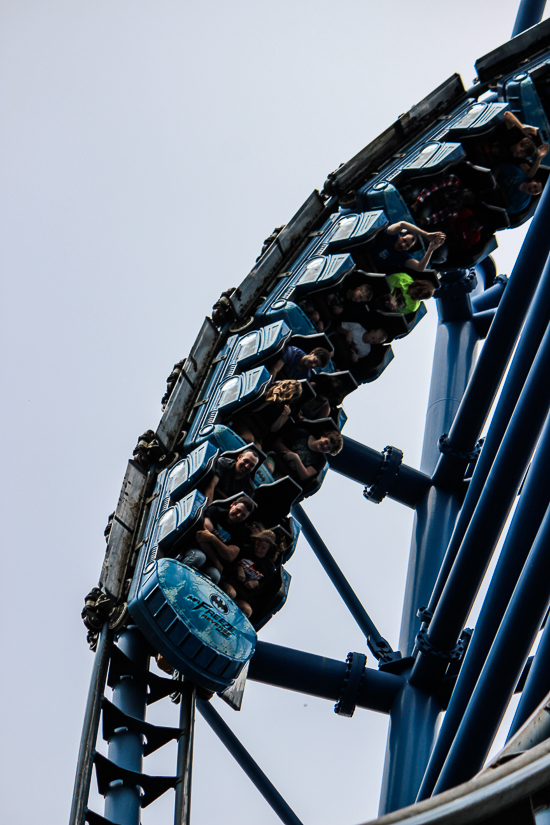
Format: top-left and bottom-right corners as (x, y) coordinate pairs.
(371, 221), (445, 273)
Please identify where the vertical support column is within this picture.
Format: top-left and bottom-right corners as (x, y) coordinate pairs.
(69, 623), (113, 825)
(174, 680), (196, 825)
(379, 275), (480, 815)
(104, 626), (150, 825)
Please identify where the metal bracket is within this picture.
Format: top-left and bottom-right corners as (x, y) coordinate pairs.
(415, 628), (464, 661)
(334, 652), (367, 717)
(364, 446), (403, 504)
(416, 606), (434, 624)
(438, 433), (484, 463)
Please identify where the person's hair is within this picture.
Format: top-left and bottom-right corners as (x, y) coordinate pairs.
(408, 280), (436, 301)
(518, 137), (536, 156)
(367, 328), (389, 344)
(250, 524), (277, 545)
(322, 429), (344, 456)
(312, 373), (345, 404)
(311, 347), (332, 367)
(237, 448), (260, 468)
(353, 284), (374, 302)
(232, 496), (255, 514)
(373, 294), (399, 313)
(265, 380), (303, 404)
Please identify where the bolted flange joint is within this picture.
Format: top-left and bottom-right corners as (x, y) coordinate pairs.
(335, 652), (367, 717)
(415, 628), (464, 662)
(364, 445), (403, 504)
(438, 433), (484, 463)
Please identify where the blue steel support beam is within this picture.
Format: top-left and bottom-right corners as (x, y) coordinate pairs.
(104, 626), (150, 825)
(433, 504), (550, 794)
(69, 623), (113, 825)
(411, 319), (550, 691)
(197, 700), (304, 825)
(174, 680), (196, 825)
(508, 608), (550, 738)
(248, 641), (404, 713)
(292, 503), (395, 661)
(512, 0), (547, 36)
(433, 184), (550, 489)
(379, 678), (443, 815)
(328, 437), (431, 509)
(379, 274), (481, 815)
(470, 278), (507, 313)
(416, 411), (550, 800)
(421, 251), (550, 626)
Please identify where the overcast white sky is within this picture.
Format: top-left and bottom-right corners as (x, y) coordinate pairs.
(1, 3), (547, 825)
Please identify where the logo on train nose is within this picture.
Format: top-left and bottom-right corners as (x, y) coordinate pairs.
(210, 593), (229, 614)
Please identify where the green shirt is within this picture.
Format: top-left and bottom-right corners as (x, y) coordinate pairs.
(388, 272), (421, 315)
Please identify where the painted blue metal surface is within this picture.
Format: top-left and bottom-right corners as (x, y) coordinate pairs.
(512, 0), (547, 37)
(433, 504), (550, 794)
(186, 365), (272, 447)
(104, 627), (149, 825)
(234, 320), (292, 370)
(443, 102), (508, 139)
(324, 210), (388, 254)
(502, 72), (550, 139)
(248, 641), (404, 713)
(155, 490), (207, 554)
(413, 308), (550, 690)
(164, 441), (218, 503)
(392, 142), (465, 183)
(128, 558), (256, 692)
(417, 409), (550, 800)
(423, 244), (550, 628)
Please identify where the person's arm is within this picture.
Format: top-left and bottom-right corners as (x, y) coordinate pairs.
(387, 220), (445, 244)
(407, 236), (445, 272)
(521, 143), (550, 178)
(268, 357), (285, 377)
(281, 450), (317, 481)
(196, 517), (240, 562)
(272, 436), (290, 455)
(202, 474), (219, 503)
(270, 404), (292, 433)
(503, 109), (538, 137)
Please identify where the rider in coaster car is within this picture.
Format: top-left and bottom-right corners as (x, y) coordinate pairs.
(268, 344), (332, 382)
(220, 526), (279, 619)
(371, 221), (445, 273)
(203, 445), (264, 502)
(182, 494), (256, 584)
(271, 428), (343, 484)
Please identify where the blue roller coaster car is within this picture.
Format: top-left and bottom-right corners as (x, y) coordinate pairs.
(128, 557), (257, 692)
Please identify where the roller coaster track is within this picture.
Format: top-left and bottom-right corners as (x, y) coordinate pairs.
(71, 5), (550, 825)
